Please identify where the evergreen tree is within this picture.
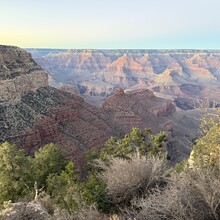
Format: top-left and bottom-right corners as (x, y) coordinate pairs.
(33, 143), (68, 189)
(189, 111), (220, 169)
(0, 142), (32, 204)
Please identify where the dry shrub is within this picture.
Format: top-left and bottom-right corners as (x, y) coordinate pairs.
(137, 167), (220, 220)
(38, 194), (55, 216)
(54, 204), (107, 220)
(73, 205), (107, 220)
(97, 152), (167, 205)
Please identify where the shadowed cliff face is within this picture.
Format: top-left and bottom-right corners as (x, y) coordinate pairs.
(27, 49), (220, 108)
(0, 86), (119, 164)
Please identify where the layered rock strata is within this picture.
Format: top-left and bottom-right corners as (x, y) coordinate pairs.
(102, 88), (176, 134)
(0, 46), (48, 103)
(27, 49), (220, 108)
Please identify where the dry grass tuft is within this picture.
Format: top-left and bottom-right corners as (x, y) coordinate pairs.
(137, 167), (220, 220)
(97, 152), (167, 204)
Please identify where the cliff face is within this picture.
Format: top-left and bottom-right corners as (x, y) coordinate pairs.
(0, 46), (48, 103)
(27, 49), (220, 108)
(1, 87), (117, 163)
(102, 88), (175, 134)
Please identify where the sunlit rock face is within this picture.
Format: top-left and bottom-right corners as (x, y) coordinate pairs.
(27, 49), (220, 108)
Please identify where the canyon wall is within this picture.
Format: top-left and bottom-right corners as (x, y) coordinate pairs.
(27, 49), (220, 108)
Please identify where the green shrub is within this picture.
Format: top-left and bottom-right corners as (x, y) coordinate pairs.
(0, 142), (33, 204)
(100, 128), (167, 161)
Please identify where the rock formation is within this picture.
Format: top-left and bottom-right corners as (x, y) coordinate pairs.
(0, 201), (50, 220)
(101, 88), (176, 134)
(0, 46), (181, 162)
(0, 46), (48, 103)
(27, 49), (220, 109)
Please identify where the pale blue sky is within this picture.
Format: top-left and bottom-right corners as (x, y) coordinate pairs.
(0, 0), (220, 49)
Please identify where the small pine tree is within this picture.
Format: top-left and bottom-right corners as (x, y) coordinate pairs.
(100, 128), (167, 161)
(189, 110), (220, 170)
(0, 142), (32, 204)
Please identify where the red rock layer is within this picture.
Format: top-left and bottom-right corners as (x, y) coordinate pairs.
(102, 88), (176, 134)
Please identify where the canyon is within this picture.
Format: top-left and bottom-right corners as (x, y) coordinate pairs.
(27, 49), (220, 108)
(1, 46), (186, 164)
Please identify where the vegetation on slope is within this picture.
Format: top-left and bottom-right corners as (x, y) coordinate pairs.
(0, 112), (219, 220)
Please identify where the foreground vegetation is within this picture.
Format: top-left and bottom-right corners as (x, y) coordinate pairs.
(0, 112), (220, 219)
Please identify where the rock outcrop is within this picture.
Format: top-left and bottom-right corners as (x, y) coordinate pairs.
(0, 46), (48, 103)
(0, 85), (120, 163)
(102, 88), (175, 134)
(0, 201), (50, 220)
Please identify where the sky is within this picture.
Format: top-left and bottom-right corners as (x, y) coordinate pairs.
(1, 0), (220, 49)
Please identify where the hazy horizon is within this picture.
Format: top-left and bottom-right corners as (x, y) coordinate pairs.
(1, 0), (220, 49)
(24, 48), (220, 50)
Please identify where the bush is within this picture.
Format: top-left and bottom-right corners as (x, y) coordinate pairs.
(46, 162), (80, 212)
(100, 128), (167, 161)
(33, 143), (68, 188)
(81, 176), (110, 213)
(0, 142), (71, 206)
(71, 205), (107, 220)
(137, 166), (220, 220)
(189, 110), (220, 170)
(97, 152), (167, 206)
(0, 142), (33, 205)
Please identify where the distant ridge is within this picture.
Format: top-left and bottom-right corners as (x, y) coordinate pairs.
(27, 48), (220, 108)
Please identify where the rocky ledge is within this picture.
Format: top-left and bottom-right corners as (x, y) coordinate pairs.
(0, 45), (48, 103)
